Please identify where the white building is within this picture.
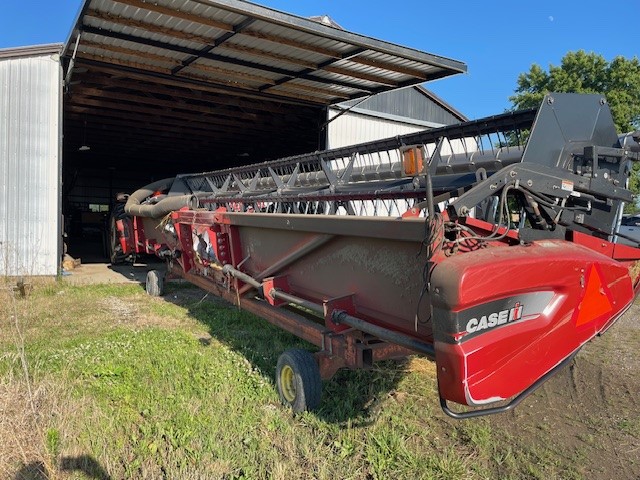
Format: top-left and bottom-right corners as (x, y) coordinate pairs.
(0, 0), (467, 275)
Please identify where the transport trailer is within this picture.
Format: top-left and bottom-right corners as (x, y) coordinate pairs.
(112, 94), (640, 418)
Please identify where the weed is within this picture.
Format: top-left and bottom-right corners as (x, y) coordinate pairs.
(46, 428), (61, 462)
(618, 417), (640, 438)
(1, 281), (638, 479)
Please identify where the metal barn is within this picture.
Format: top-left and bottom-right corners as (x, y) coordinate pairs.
(0, 0), (467, 275)
(0, 45), (63, 276)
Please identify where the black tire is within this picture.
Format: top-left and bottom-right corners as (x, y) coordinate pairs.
(145, 270), (164, 297)
(276, 349), (322, 413)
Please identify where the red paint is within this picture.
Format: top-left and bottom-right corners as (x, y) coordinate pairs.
(432, 240), (634, 406)
(120, 202), (640, 410)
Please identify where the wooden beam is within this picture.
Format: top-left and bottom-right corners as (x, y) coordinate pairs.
(65, 115), (252, 144)
(218, 42), (317, 70)
(73, 59), (320, 107)
(220, 43), (399, 87)
(347, 56), (428, 80)
(110, 0), (234, 32)
(72, 70), (317, 115)
(65, 101), (306, 137)
(80, 40), (177, 64)
(85, 9), (214, 45)
(64, 110), (317, 144)
(64, 124), (233, 149)
(270, 81), (351, 100)
(85, 7), (344, 61)
(232, 82), (329, 104)
(77, 52), (272, 95)
(78, 52), (172, 76)
(82, 7), (420, 85)
(71, 87), (263, 122)
(240, 30), (339, 59)
(81, 38), (283, 89)
(323, 66), (397, 87)
(67, 98), (276, 135)
(186, 61), (277, 86)
(217, 43), (398, 87)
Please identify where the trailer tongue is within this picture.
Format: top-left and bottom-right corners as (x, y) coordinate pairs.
(113, 93), (640, 418)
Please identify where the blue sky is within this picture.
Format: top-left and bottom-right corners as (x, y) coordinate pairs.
(1, 0), (637, 120)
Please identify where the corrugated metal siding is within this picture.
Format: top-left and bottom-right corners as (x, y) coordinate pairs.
(326, 108), (423, 149)
(339, 87), (463, 125)
(327, 108), (477, 154)
(0, 52), (61, 276)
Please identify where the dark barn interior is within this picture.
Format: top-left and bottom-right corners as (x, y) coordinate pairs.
(60, 0), (465, 259)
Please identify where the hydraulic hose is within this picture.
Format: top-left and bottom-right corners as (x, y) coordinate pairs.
(124, 178), (198, 219)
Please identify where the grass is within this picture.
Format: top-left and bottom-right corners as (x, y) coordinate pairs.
(1, 279), (637, 479)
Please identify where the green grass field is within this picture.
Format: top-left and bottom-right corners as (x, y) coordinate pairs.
(1, 280), (638, 479)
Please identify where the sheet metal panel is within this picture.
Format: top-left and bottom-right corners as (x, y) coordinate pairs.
(0, 50), (62, 276)
(326, 109), (424, 149)
(66, 0), (466, 105)
(327, 108), (476, 155)
(339, 87), (466, 125)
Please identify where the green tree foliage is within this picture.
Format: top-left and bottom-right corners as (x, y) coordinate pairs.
(510, 50), (640, 132)
(510, 51), (640, 212)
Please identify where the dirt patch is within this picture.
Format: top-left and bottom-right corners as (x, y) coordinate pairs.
(100, 296), (137, 320)
(490, 305), (640, 479)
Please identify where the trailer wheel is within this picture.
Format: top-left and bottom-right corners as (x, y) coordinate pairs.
(145, 270), (164, 297)
(276, 349), (321, 413)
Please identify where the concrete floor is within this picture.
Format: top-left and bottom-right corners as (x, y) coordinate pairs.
(63, 237), (165, 286)
(63, 259), (166, 286)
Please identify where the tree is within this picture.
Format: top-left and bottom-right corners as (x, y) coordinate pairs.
(510, 50), (640, 133)
(510, 51), (640, 212)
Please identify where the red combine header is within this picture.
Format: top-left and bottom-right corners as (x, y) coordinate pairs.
(111, 94), (640, 418)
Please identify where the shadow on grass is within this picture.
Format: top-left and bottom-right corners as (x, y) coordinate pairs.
(162, 282), (409, 426)
(106, 257), (166, 284)
(14, 455), (111, 480)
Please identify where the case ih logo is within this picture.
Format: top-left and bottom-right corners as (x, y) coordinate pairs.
(466, 302), (523, 334)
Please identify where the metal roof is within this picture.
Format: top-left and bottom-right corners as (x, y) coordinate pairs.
(0, 44), (63, 60)
(63, 0), (466, 106)
(60, 0), (467, 176)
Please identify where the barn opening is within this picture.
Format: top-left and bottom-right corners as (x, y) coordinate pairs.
(60, 0), (466, 262)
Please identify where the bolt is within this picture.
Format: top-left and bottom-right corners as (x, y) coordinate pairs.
(527, 180), (533, 187)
